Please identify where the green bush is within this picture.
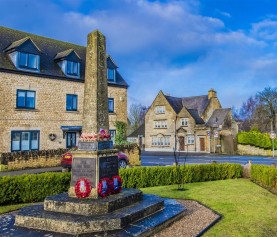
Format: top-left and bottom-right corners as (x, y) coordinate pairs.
(238, 131), (273, 149)
(0, 163), (242, 205)
(251, 164), (277, 191)
(0, 172), (71, 205)
(119, 163), (242, 188)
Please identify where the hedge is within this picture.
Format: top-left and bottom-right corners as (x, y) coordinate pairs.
(0, 172), (71, 205)
(119, 163), (242, 188)
(251, 164), (277, 192)
(0, 163), (242, 205)
(237, 131), (276, 149)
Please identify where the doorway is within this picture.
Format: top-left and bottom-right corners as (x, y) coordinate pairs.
(66, 132), (76, 148)
(199, 137), (205, 151)
(179, 136), (184, 151)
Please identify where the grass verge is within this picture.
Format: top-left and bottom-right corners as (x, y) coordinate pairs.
(141, 179), (277, 237)
(0, 203), (30, 214)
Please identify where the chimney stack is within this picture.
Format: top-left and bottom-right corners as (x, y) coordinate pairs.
(208, 88), (217, 99)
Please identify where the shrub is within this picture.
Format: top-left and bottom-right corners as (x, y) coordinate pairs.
(251, 164), (277, 191)
(238, 131), (272, 149)
(119, 163), (242, 188)
(0, 163), (242, 205)
(0, 172), (71, 205)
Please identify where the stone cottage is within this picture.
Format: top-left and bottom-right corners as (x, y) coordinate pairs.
(145, 89), (237, 153)
(0, 26), (128, 153)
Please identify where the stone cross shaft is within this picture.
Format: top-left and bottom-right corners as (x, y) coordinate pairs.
(82, 30), (109, 134)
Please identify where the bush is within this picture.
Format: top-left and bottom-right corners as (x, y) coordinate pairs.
(0, 172), (71, 205)
(119, 163), (242, 188)
(0, 163), (242, 205)
(251, 164), (277, 191)
(238, 131), (272, 149)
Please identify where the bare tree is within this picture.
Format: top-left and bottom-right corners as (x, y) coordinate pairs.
(256, 87), (277, 132)
(128, 104), (148, 132)
(235, 96), (258, 131)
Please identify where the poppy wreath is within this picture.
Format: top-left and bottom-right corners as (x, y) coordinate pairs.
(110, 175), (122, 194)
(98, 178), (111, 197)
(75, 178), (92, 198)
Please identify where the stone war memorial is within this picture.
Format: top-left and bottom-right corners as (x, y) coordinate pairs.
(0, 30), (186, 236)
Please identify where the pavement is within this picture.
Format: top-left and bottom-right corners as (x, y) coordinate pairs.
(0, 166), (62, 177)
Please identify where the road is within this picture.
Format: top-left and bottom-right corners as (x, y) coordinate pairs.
(1, 152), (277, 176)
(141, 151), (277, 167)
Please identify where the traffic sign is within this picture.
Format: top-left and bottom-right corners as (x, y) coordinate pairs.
(214, 131), (219, 138)
(207, 131), (210, 137)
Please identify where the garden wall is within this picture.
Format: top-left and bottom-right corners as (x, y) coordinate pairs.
(0, 149), (68, 170)
(237, 144), (272, 156)
(114, 143), (141, 166)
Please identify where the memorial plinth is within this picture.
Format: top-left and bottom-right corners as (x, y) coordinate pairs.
(68, 142), (119, 199)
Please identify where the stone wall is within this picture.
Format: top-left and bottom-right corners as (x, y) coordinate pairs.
(115, 144), (141, 166)
(7, 156), (61, 170)
(0, 72), (127, 153)
(237, 144), (272, 156)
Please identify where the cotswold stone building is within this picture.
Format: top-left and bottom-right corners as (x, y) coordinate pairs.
(145, 89), (237, 153)
(0, 26), (128, 153)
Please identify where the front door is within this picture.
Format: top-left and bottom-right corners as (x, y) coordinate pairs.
(179, 136), (184, 151)
(200, 137), (205, 151)
(66, 132), (76, 148)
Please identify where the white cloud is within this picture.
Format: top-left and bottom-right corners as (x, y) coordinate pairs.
(251, 18), (277, 41)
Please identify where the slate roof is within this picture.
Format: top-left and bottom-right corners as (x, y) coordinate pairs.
(206, 108), (231, 127)
(128, 123), (145, 137)
(0, 26), (128, 88)
(164, 94), (208, 124)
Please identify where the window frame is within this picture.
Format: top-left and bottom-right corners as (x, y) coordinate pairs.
(66, 94), (78, 111)
(18, 52), (39, 70)
(11, 130), (40, 152)
(181, 118), (189, 126)
(66, 60), (80, 77)
(109, 129), (116, 143)
(155, 106), (165, 114)
(107, 68), (115, 82)
(187, 135), (195, 145)
(108, 98), (114, 113)
(16, 89), (36, 109)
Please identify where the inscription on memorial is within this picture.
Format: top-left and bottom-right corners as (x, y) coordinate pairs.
(78, 141), (113, 151)
(71, 158), (96, 187)
(99, 156), (118, 179)
(78, 142), (97, 151)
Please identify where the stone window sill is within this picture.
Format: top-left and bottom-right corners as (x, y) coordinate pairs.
(15, 108), (39, 112)
(66, 110), (80, 113)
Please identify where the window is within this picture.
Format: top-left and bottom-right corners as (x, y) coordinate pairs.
(11, 131), (39, 151)
(187, 135), (195, 145)
(67, 61), (79, 76)
(109, 130), (116, 143)
(16, 90), (35, 109)
(155, 106), (165, 114)
(66, 94), (78, 111)
(108, 98), (114, 113)
(107, 68), (115, 81)
(154, 120), (167, 128)
(181, 118), (189, 126)
(152, 135), (170, 146)
(18, 52), (39, 70)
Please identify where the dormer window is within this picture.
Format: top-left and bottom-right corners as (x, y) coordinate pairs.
(107, 68), (115, 82)
(67, 61), (79, 76)
(18, 52), (39, 70)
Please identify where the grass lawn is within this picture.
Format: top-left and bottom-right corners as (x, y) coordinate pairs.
(141, 179), (277, 237)
(0, 203), (30, 214)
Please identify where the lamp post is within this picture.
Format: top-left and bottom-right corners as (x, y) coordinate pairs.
(270, 131), (276, 157)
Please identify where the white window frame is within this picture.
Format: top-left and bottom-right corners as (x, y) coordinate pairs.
(181, 118), (188, 126)
(155, 106), (165, 114)
(187, 135), (195, 145)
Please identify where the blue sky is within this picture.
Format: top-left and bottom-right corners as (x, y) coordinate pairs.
(1, 0), (277, 109)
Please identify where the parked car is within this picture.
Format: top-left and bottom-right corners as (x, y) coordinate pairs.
(61, 151), (129, 171)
